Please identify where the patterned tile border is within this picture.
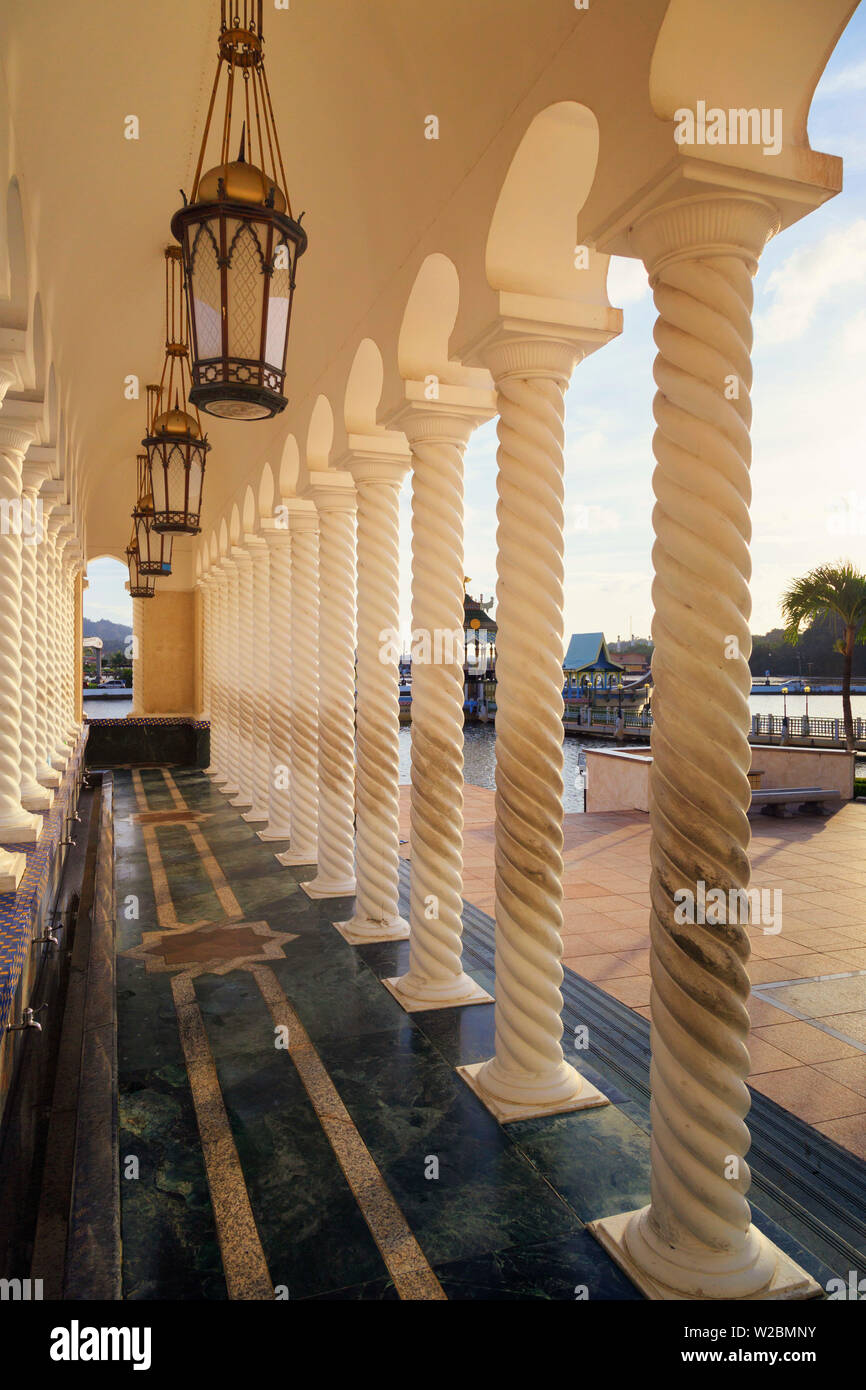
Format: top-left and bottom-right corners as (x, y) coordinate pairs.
(84, 717), (210, 730)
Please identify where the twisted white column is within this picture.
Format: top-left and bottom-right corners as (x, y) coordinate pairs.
(303, 476), (357, 898)
(591, 195), (818, 1301)
(47, 520), (74, 766)
(205, 567), (230, 781)
(276, 507), (319, 867)
(218, 557), (242, 798)
(258, 523), (292, 840)
(388, 411), (491, 1008)
(63, 546), (82, 740)
(129, 594), (144, 715)
(34, 482), (60, 788)
(460, 334), (606, 1120)
(336, 455), (409, 942)
(241, 537), (271, 823)
(19, 462), (51, 811)
(57, 536), (75, 746)
(199, 576), (212, 719)
(0, 423), (41, 845)
(228, 548), (255, 807)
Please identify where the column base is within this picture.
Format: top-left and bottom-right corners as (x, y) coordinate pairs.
(50, 754), (69, 772)
(22, 783), (51, 813)
(588, 1208), (822, 1301)
(334, 914), (409, 945)
(303, 874), (356, 899)
(275, 847), (318, 867)
(0, 848), (27, 893)
(457, 1059), (608, 1123)
(229, 792), (253, 809)
(257, 826), (292, 842)
(383, 972), (493, 1012)
(218, 782), (240, 797)
(36, 763), (61, 789)
(242, 808), (269, 824)
(203, 766), (225, 780)
(0, 809), (41, 845)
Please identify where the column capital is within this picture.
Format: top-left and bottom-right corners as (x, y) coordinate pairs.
(281, 497), (319, 534)
(0, 328), (26, 399)
(0, 419), (37, 460)
(230, 544), (253, 568)
(629, 192), (781, 281)
(467, 282), (623, 377)
(592, 153), (840, 262)
(336, 431), (411, 489)
(40, 480), (68, 523)
(241, 533), (269, 558)
(22, 459), (52, 493)
(478, 331), (583, 388)
(340, 442), (411, 489)
(392, 379), (496, 449)
(305, 469), (356, 513)
(467, 294), (621, 386)
(259, 516), (293, 546)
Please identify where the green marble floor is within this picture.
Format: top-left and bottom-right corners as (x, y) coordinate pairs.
(114, 767), (844, 1301)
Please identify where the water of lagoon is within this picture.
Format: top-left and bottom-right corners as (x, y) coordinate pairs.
(85, 692), (866, 816)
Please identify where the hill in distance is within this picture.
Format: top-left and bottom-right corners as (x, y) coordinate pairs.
(83, 617), (133, 658)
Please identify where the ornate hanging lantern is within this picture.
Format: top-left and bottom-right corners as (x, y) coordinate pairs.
(144, 248), (210, 533)
(126, 525), (156, 598)
(132, 451), (173, 575)
(171, 0), (307, 421)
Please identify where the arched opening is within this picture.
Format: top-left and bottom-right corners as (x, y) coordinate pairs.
(1, 179), (29, 332)
(83, 554), (133, 716)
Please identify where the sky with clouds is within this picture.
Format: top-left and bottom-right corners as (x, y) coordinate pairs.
(87, 10), (866, 644)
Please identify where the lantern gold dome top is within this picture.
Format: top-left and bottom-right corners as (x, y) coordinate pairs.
(197, 158), (287, 212)
(153, 406), (203, 439)
(172, 0), (305, 420)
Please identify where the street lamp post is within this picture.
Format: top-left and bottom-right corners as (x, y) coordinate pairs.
(804, 685), (810, 738)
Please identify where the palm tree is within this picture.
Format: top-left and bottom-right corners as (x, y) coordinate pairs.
(781, 562), (866, 752)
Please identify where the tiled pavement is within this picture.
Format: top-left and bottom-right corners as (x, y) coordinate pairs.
(114, 767), (862, 1300)
(400, 786), (866, 1159)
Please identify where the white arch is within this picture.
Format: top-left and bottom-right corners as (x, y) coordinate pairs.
(258, 461), (275, 519)
(398, 254), (460, 381)
(1, 179), (28, 332)
(306, 394), (334, 471)
(486, 102), (610, 305)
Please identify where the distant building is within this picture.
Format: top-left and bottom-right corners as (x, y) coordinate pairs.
(464, 587), (497, 719)
(563, 632), (624, 695)
(617, 650), (651, 675)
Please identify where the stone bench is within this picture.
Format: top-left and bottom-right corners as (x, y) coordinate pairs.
(750, 786), (841, 817)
